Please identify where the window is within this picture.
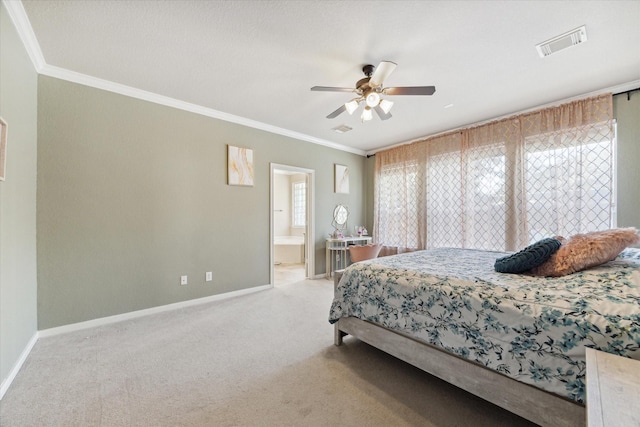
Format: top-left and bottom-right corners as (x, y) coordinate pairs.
(376, 161), (422, 249)
(524, 126), (615, 242)
(292, 181), (306, 228)
(374, 94), (614, 253)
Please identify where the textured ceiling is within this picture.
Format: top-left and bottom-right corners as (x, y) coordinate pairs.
(19, 0), (640, 154)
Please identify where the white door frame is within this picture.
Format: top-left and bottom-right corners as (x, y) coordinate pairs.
(270, 163), (315, 285)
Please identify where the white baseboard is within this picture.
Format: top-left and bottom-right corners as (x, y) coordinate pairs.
(0, 332), (39, 400)
(0, 285), (271, 399)
(39, 284), (272, 338)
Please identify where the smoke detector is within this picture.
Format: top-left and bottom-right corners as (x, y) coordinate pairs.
(536, 25), (587, 58)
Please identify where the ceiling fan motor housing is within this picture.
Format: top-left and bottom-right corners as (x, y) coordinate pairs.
(362, 64), (375, 76)
(355, 77), (371, 94)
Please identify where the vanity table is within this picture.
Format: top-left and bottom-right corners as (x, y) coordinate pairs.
(325, 236), (372, 278)
(325, 204), (372, 278)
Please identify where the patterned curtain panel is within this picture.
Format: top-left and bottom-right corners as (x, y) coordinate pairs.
(374, 94), (614, 253)
(374, 141), (428, 254)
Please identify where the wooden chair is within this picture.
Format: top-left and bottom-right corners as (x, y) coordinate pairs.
(348, 243), (382, 263)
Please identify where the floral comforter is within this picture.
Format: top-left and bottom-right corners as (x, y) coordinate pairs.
(329, 247), (640, 403)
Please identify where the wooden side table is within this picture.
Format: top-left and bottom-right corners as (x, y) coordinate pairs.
(586, 348), (640, 427)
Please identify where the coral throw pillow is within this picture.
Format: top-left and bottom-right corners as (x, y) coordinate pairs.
(494, 238), (562, 273)
(530, 227), (640, 277)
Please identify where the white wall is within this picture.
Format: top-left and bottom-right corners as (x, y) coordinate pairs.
(273, 172), (307, 238)
(273, 173), (291, 237)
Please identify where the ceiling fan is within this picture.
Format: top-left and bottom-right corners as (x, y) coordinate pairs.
(311, 61), (436, 122)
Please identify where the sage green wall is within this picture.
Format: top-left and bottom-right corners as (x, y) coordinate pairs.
(37, 76), (365, 329)
(0, 3), (38, 387)
(614, 92), (640, 229)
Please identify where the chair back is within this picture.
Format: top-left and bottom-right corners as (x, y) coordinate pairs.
(349, 243), (383, 263)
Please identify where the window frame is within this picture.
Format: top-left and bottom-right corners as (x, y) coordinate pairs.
(291, 180), (306, 228)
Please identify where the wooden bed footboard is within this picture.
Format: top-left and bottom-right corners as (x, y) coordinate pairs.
(332, 270), (585, 427)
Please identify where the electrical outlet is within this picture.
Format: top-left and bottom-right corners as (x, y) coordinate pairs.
(180, 275), (188, 285)
(206, 272), (213, 282)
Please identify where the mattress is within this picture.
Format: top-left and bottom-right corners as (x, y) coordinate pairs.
(329, 247), (640, 403)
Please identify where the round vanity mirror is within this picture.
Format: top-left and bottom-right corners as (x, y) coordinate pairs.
(332, 205), (349, 231)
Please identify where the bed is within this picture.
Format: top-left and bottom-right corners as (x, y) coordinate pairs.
(329, 247), (640, 427)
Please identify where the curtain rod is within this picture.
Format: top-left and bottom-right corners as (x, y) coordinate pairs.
(613, 87), (640, 100)
(367, 89), (638, 158)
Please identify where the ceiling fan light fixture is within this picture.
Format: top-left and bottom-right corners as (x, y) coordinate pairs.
(365, 92), (381, 108)
(379, 99), (394, 114)
(311, 61), (436, 121)
(345, 100), (359, 115)
(361, 107), (373, 122)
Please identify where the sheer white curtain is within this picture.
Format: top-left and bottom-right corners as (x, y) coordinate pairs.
(374, 94), (614, 254)
(374, 142), (427, 254)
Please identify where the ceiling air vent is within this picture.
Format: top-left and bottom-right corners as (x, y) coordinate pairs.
(332, 125), (352, 134)
(536, 25), (587, 58)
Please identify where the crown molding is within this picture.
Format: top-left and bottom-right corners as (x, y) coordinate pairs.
(2, 0), (45, 71)
(40, 65), (366, 156)
(3, 0), (365, 157)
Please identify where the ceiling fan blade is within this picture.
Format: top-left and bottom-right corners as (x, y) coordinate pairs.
(311, 86), (355, 93)
(326, 104), (347, 119)
(369, 61), (397, 88)
(374, 105), (392, 121)
(384, 86), (436, 96)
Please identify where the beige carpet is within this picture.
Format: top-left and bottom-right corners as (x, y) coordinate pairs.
(0, 279), (535, 426)
(274, 263), (306, 286)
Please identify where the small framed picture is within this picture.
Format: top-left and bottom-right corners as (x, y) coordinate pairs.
(0, 117), (7, 181)
(228, 145), (254, 186)
(335, 164), (349, 194)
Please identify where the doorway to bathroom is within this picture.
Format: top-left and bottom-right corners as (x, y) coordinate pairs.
(270, 163), (315, 286)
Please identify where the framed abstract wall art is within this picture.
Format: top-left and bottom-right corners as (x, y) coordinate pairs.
(334, 164), (349, 194)
(228, 145), (254, 186)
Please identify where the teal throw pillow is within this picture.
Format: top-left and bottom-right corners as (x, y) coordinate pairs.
(494, 238), (562, 274)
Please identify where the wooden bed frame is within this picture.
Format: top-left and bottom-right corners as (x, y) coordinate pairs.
(333, 270), (585, 427)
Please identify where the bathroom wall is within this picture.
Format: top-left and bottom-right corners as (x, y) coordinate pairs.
(273, 172), (307, 237)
